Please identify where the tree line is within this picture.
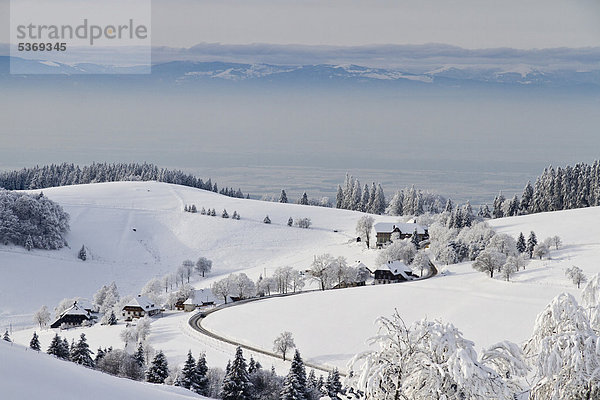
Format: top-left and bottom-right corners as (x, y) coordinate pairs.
(0, 162), (248, 199)
(490, 161), (600, 219)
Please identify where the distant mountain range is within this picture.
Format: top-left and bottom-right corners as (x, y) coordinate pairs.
(2, 42), (600, 88)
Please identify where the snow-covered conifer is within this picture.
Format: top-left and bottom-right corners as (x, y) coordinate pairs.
(516, 232), (526, 253)
(146, 351), (170, 383)
(29, 332), (41, 351)
(287, 217), (293, 227)
(526, 231), (538, 258)
(71, 333), (94, 367)
(78, 245), (87, 261)
(220, 347), (252, 400)
(3, 330), (11, 342)
(264, 215), (271, 224)
(279, 190), (288, 203)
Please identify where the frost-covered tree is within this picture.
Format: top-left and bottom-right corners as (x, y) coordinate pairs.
(93, 282), (120, 313)
(233, 273), (256, 299)
(348, 312), (525, 400)
(309, 253), (334, 290)
(195, 257), (212, 277)
(33, 305), (51, 329)
(486, 233), (517, 257)
(551, 235), (562, 250)
(29, 332), (41, 351)
(221, 347), (252, 400)
(71, 333), (94, 367)
(566, 266), (587, 288)
(524, 293), (600, 399)
(472, 249), (506, 278)
(533, 243), (549, 260)
(355, 215), (374, 249)
(273, 331), (296, 361)
(146, 351), (170, 384)
(376, 240), (416, 266)
(212, 275), (234, 303)
(181, 259), (195, 283)
(411, 251), (430, 277)
(500, 261), (516, 281)
(279, 190), (288, 203)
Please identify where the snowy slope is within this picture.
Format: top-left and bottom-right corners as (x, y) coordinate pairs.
(0, 341), (209, 400)
(200, 207), (600, 371)
(0, 181), (394, 329)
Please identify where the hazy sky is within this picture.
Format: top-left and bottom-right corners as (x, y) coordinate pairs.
(1, 0), (600, 49)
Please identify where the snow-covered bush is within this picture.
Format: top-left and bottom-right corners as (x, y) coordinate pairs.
(295, 217), (312, 229)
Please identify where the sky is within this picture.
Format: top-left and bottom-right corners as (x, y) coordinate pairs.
(1, 0), (600, 49)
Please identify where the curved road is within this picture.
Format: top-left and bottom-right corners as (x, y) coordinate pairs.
(188, 262), (439, 375)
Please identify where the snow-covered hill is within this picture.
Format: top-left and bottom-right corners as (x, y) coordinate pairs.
(200, 207), (600, 370)
(0, 181), (393, 329)
(5, 182), (600, 375)
(0, 341), (208, 400)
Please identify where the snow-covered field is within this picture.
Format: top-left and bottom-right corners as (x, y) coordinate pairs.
(0, 340), (208, 399)
(4, 181), (600, 377)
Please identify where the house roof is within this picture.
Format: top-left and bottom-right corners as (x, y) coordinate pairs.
(374, 222), (427, 235)
(376, 260), (413, 280)
(60, 302), (90, 318)
(124, 295), (160, 311)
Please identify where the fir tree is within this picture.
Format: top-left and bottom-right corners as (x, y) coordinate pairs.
(281, 350), (308, 400)
(47, 334), (62, 357)
(133, 342), (145, 367)
(280, 190), (288, 203)
(3, 330), (11, 342)
(516, 232), (527, 253)
(146, 351), (169, 384)
(25, 234), (33, 251)
(287, 217), (293, 227)
(78, 245), (87, 261)
(248, 356), (257, 374)
(191, 204), (197, 213)
(527, 231), (538, 259)
(300, 192), (309, 206)
(105, 310), (117, 325)
(95, 347), (106, 364)
(520, 181), (534, 214)
(492, 192), (505, 219)
(193, 353), (209, 395)
(60, 338), (70, 360)
(335, 185), (344, 209)
(411, 229), (420, 248)
(222, 209), (229, 218)
(29, 332), (41, 351)
(220, 347), (252, 400)
(263, 215), (271, 224)
(325, 368), (342, 399)
(175, 350), (197, 389)
(71, 333), (94, 367)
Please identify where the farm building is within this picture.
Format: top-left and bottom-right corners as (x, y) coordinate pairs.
(374, 260), (417, 284)
(122, 294), (161, 321)
(50, 302), (91, 329)
(374, 222), (428, 248)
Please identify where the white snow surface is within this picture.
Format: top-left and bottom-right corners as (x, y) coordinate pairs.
(4, 181), (600, 375)
(0, 341), (208, 400)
